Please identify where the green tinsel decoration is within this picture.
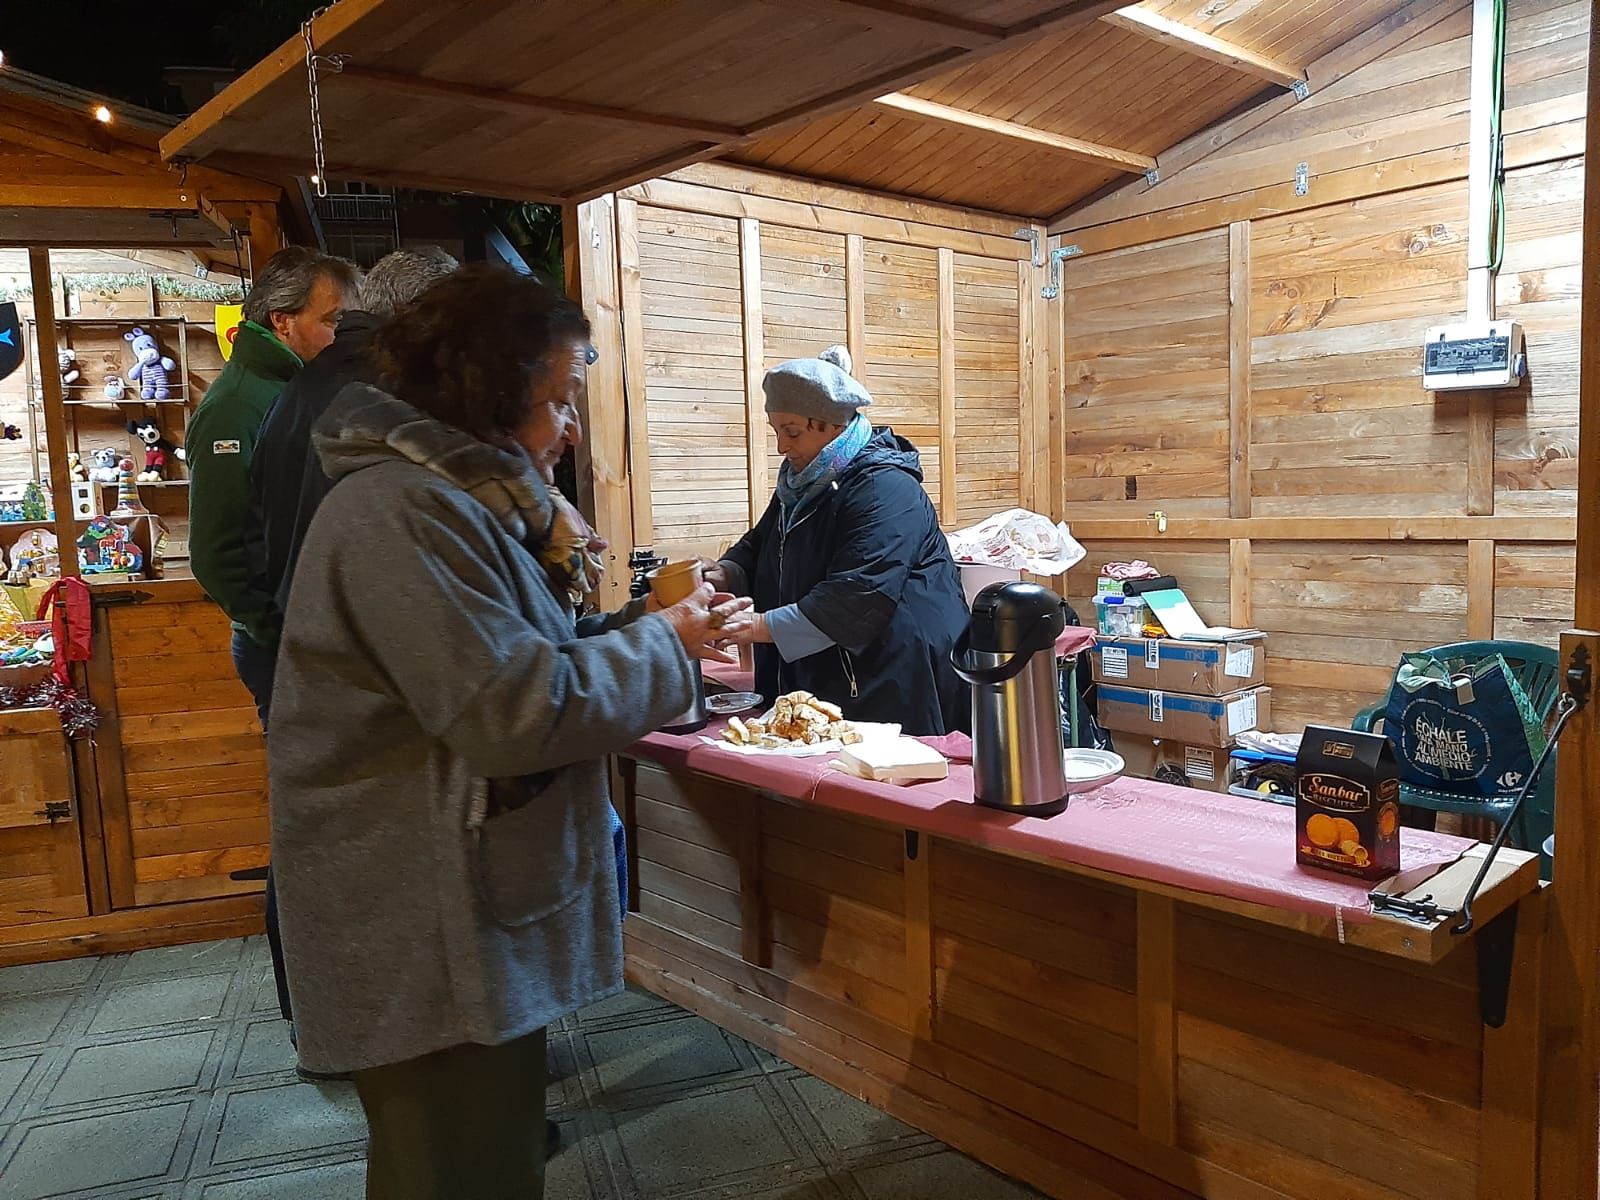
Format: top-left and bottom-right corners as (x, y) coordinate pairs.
(0, 274), (245, 304)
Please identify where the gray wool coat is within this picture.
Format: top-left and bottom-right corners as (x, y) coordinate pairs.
(268, 383), (694, 1075)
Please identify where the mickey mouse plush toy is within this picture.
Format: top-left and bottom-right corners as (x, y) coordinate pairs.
(126, 418), (185, 483)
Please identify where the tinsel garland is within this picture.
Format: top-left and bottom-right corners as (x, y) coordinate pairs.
(0, 677), (100, 739)
(0, 274), (245, 304)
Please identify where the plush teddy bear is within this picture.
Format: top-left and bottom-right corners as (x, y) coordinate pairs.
(103, 375), (126, 402)
(124, 328), (176, 401)
(87, 446), (122, 484)
(58, 349), (80, 389)
(126, 418), (185, 482)
(66, 451), (88, 482)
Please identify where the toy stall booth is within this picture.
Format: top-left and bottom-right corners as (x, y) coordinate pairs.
(0, 63), (287, 962)
(93, 0), (1600, 1198)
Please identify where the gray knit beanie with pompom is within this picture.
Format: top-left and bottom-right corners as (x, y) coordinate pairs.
(762, 344), (873, 425)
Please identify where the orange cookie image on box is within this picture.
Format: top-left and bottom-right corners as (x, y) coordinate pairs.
(1306, 813), (1340, 849)
(1332, 817), (1361, 846)
(1378, 803), (1399, 838)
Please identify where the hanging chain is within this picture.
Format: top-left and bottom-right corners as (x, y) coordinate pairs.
(302, 7), (349, 199)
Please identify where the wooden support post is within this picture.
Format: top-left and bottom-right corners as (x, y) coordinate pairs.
(565, 198), (635, 610)
(245, 202), (281, 272)
(1047, 236), (1067, 528)
(1227, 221), (1251, 520)
(1229, 539), (1251, 628)
(1539, 633), (1600, 1200)
(846, 234), (866, 383)
(938, 247), (957, 527)
(1019, 248), (1049, 517)
(1467, 540), (1495, 640)
(739, 219), (769, 526)
(1540, 17), (1600, 1192)
(27, 251), (80, 582)
(1136, 893), (1177, 1145)
(615, 199), (655, 558)
(1468, 394), (1495, 517)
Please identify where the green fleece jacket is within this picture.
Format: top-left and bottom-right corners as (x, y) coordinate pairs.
(188, 321), (300, 645)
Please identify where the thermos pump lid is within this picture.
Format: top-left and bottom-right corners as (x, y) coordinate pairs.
(967, 581), (1068, 655)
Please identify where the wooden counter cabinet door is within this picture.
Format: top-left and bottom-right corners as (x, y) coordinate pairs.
(0, 707), (89, 926)
(91, 591), (270, 908)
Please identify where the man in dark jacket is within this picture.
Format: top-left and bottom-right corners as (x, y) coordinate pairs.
(708, 345), (969, 735)
(248, 247), (458, 629)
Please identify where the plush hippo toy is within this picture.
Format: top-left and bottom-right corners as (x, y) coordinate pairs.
(124, 327), (177, 401)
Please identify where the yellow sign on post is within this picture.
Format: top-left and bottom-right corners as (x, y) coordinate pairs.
(214, 304), (243, 361)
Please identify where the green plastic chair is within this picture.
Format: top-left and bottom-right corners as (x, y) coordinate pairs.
(1352, 640), (1560, 861)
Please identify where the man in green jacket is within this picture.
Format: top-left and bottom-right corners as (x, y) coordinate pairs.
(188, 246), (360, 721)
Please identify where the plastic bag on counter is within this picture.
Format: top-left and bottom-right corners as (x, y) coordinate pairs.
(947, 509), (1086, 576)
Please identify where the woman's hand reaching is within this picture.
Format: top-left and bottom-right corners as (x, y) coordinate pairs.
(658, 584), (752, 663)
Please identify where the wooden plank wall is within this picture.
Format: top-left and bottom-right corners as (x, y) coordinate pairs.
(93, 592), (268, 909)
(608, 171), (1036, 564)
(1058, 0), (1586, 731)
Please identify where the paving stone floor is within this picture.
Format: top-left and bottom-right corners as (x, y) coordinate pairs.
(0, 936), (1047, 1199)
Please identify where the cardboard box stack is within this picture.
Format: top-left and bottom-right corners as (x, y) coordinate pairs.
(1088, 575), (1271, 792)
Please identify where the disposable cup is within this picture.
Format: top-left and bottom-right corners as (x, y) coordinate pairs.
(648, 560), (703, 606)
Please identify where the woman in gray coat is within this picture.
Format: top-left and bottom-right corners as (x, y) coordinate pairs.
(268, 266), (743, 1198)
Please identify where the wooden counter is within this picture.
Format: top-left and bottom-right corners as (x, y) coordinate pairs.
(0, 577), (264, 964)
(616, 751), (1546, 1200)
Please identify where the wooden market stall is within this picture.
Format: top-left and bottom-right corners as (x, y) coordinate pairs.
(109, 0), (1600, 1196)
(0, 67), (288, 961)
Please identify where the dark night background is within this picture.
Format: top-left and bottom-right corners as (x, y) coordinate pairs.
(2, 1), (323, 112)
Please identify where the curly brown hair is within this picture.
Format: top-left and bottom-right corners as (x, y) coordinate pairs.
(372, 263), (591, 443)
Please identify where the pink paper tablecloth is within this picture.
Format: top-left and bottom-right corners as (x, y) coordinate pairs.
(632, 713), (1472, 925)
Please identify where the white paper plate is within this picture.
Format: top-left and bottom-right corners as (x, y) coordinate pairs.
(1062, 748), (1124, 793)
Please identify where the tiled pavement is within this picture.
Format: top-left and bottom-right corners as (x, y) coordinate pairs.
(0, 937), (1047, 1199)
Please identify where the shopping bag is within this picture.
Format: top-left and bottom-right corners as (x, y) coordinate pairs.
(1383, 652), (1547, 797)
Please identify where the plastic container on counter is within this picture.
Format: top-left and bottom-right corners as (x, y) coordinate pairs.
(1092, 594), (1146, 637)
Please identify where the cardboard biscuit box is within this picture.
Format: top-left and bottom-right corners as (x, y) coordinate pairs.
(1096, 685), (1270, 748)
(1090, 634), (1267, 696)
(1294, 725), (1401, 880)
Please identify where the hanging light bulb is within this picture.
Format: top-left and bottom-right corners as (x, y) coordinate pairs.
(309, 173), (321, 187)
(93, 105), (113, 124)
(0, 50), (8, 69)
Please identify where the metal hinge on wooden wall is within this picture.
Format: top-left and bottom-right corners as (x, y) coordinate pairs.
(1013, 227), (1045, 268)
(36, 801), (72, 822)
(1041, 245), (1081, 300)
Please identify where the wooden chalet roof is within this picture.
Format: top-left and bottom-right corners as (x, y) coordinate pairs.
(0, 66), (279, 249)
(159, 0), (1438, 221)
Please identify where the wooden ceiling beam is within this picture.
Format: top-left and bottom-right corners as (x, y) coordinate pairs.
(1101, 7), (1304, 89)
(873, 92), (1155, 173)
(330, 65), (745, 143)
(786, 1), (1008, 49)
(197, 148), (570, 206)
